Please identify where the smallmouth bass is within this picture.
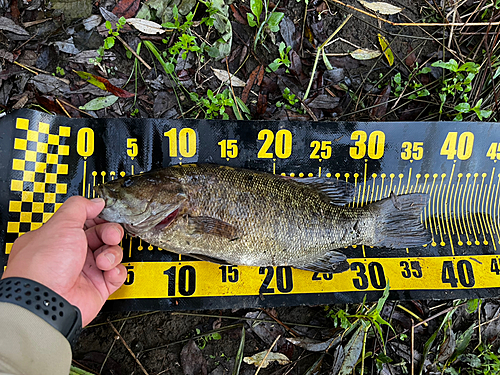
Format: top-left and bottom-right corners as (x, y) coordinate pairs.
(95, 164), (431, 273)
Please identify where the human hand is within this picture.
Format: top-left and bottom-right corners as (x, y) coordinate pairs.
(1, 196), (127, 326)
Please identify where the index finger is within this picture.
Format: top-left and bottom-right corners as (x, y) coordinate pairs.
(46, 196), (105, 230)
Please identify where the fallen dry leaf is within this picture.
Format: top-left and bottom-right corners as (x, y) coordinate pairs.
(211, 68), (246, 87)
(378, 34), (394, 66)
(359, 0), (402, 15)
(243, 351), (290, 368)
(349, 48), (382, 60)
(112, 0), (140, 18)
(74, 71), (135, 98)
(127, 18), (165, 34)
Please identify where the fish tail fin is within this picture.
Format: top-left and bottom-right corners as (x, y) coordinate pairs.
(371, 193), (431, 248)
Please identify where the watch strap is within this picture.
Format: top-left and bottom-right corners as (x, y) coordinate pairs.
(0, 277), (82, 346)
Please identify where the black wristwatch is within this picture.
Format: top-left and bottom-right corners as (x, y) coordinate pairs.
(0, 277), (82, 346)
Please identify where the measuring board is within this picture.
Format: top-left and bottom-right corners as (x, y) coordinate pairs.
(1, 109), (500, 311)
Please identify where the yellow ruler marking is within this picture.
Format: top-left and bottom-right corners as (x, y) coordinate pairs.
(471, 174), (480, 245)
(405, 168), (412, 194)
(109, 255), (500, 300)
(436, 174), (446, 246)
(450, 184), (463, 238)
(429, 175), (438, 246)
(82, 160), (87, 196)
(360, 160), (367, 207)
(389, 174), (395, 197)
(486, 169), (496, 250)
(379, 174), (385, 201)
(478, 174), (489, 243)
(455, 174), (465, 238)
(396, 173), (403, 195)
(493, 174), (500, 245)
(444, 165), (455, 253)
(464, 177), (473, 245)
(354, 173), (360, 207)
(370, 174), (376, 203)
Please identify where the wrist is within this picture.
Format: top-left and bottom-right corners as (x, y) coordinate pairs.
(0, 277), (82, 346)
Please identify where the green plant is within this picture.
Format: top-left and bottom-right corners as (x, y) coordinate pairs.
(390, 67), (431, 99)
(268, 42), (291, 72)
(276, 87), (304, 113)
(431, 59), (491, 120)
(55, 66), (65, 76)
(91, 17), (127, 65)
(162, 5), (195, 32)
(195, 328), (222, 349)
(247, 0), (284, 49)
(190, 88), (234, 119)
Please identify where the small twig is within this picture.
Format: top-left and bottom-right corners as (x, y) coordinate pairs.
(254, 334), (281, 375)
(259, 308), (300, 337)
(304, 14), (352, 101)
(13, 61), (72, 85)
(226, 59), (241, 119)
(411, 318), (414, 375)
(55, 98), (71, 118)
(23, 18), (52, 27)
(13, 61), (38, 75)
(57, 99), (93, 118)
(116, 35), (151, 70)
(100, 314), (129, 374)
(108, 319), (150, 375)
(397, 304), (428, 327)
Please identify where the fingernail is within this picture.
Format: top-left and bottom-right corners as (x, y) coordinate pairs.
(91, 198), (104, 204)
(105, 253), (115, 265)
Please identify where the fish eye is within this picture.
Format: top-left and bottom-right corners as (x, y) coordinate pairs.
(122, 178), (134, 188)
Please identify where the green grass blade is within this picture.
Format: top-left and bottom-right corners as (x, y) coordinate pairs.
(232, 326), (245, 375)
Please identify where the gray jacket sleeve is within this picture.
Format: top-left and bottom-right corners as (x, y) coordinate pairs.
(0, 302), (72, 375)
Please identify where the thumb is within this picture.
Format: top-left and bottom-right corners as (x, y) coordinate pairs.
(47, 196), (105, 229)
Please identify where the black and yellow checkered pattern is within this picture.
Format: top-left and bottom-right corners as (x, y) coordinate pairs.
(5, 118), (71, 254)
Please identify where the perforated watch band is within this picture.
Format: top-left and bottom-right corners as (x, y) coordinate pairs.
(0, 277), (82, 345)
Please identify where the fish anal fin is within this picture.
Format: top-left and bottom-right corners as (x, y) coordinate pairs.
(295, 251), (349, 273)
(290, 177), (355, 206)
(188, 216), (240, 240)
(189, 253), (232, 265)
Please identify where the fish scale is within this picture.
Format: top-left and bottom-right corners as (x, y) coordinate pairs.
(96, 164), (431, 273)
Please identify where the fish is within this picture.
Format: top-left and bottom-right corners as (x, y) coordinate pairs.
(95, 164), (431, 273)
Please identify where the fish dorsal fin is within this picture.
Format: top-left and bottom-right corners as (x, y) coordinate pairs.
(188, 253), (232, 265)
(290, 177), (355, 206)
(295, 251), (349, 273)
(188, 216), (241, 240)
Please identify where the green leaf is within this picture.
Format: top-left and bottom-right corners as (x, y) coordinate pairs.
(466, 299), (480, 314)
(231, 327), (245, 375)
(419, 67), (431, 74)
(458, 61), (480, 74)
(247, 13), (257, 27)
(104, 36), (115, 49)
(432, 59), (459, 72)
(322, 48), (333, 70)
(250, 0), (263, 20)
(268, 60), (281, 72)
(267, 12), (284, 32)
(79, 95), (118, 111)
(454, 102), (471, 112)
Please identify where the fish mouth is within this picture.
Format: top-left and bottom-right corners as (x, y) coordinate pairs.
(94, 185), (117, 208)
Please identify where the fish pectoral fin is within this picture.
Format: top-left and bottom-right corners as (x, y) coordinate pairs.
(290, 177), (355, 206)
(296, 251), (349, 273)
(188, 216), (240, 240)
(188, 253), (232, 265)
